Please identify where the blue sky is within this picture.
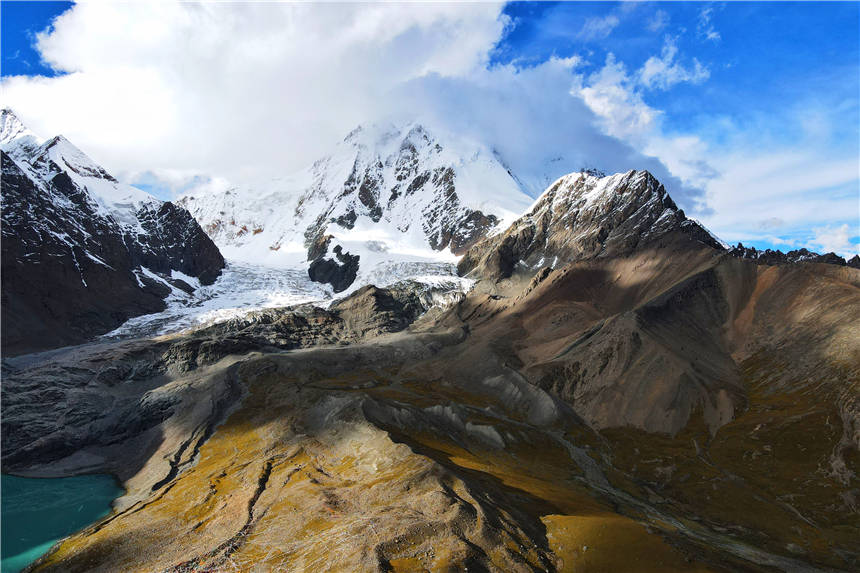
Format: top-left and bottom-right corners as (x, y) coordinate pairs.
(490, 2), (860, 255)
(493, 2), (859, 151)
(1, 1), (858, 256)
(508, 2), (860, 146)
(1, 1), (70, 77)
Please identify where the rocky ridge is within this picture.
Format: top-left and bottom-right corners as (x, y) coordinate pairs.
(0, 109), (225, 355)
(457, 169), (725, 283)
(457, 169), (857, 286)
(729, 243), (859, 268)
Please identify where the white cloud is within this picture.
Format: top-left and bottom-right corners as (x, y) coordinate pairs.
(572, 41), (858, 235)
(575, 39), (710, 143)
(647, 10), (669, 33)
(638, 37), (709, 91)
(698, 151), (859, 251)
(0, 2), (705, 209)
(808, 224), (860, 258)
(698, 6), (721, 43)
(2, 2), (508, 182)
(578, 54), (660, 142)
(579, 14), (620, 41)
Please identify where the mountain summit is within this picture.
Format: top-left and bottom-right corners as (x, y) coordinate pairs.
(179, 121), (535, 291)
(0, 109), (225, 354)
(459, 169), (726, 281)
(1, 108), (40, 146)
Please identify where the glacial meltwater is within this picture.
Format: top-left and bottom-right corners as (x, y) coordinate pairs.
(1, 474), (123, 572)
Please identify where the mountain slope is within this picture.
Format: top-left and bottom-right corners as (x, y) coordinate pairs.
(458, 169), (725, 283)
(3, 152), (858, 571)
(4, 242), (858, 572)
(0, 109), (225, 354)
(179, 122), (533, 291)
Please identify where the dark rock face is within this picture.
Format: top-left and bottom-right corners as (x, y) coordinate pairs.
(1, 145), (224, 355)
(307, 244), (360, 293)
(2, 152), (161, 354)
(458, 170), (724, 281)
(729, 243), (852, 267)
(134, 201), (225, 285)
(420, 167), (500, 254)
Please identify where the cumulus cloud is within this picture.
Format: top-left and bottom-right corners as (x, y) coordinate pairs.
(3, 2), (508, 182)
(638, 37), (709, 91)
(578, 54), (661, 141)
(808, 224), (860, 258)
(575, 39), (710, 142)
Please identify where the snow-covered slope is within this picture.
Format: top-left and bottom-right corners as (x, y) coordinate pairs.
(0, 108), (225, 354)
(179, 122), (533, 291)
(0, 108), (42, 156)
(2, 110), (157, 225)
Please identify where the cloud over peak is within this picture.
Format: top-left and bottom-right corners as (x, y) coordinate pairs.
(2, 2), (855, 257)
(2, 1), (708, 212)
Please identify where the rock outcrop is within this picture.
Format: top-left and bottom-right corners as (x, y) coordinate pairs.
(306, 243), (360, 293)
(160, 281), (452, 371)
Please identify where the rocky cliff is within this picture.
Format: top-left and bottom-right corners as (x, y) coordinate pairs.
(0, 110), (225, 354)
(729, 242), (857, 267)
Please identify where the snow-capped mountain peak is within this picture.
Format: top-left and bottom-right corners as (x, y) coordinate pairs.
(0, 108), (41, 146)
(180, 120), (535, 291)
(0, 112), (156, 226)
(1, 111), (225, 353)
(458, 168), (728, 281)
(0, 108), (44, 163)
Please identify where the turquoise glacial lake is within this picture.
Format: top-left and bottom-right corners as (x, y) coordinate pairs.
(1, 474), (123, 572)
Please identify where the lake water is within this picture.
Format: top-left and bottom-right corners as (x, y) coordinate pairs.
(1, 474), (123, 572)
